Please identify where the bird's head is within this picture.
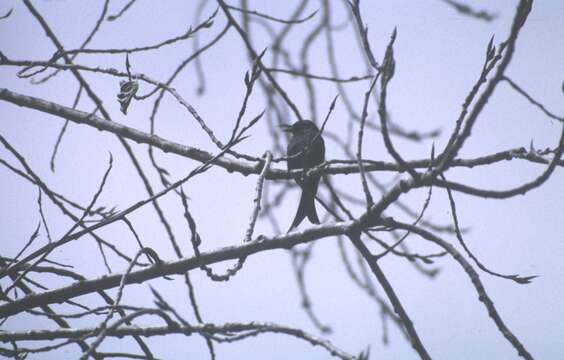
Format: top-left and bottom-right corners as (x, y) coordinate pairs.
(281, 120), (319, 134)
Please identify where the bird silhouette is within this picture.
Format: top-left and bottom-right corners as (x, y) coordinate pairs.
(283, 120), (325, 230)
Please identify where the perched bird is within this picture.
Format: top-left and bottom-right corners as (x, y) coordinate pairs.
(282, 120), (325, 230)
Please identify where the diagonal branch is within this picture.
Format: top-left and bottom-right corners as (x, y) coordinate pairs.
(0, 220), (354, 318)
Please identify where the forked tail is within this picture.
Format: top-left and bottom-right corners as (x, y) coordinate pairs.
(288, 181), (319, 231)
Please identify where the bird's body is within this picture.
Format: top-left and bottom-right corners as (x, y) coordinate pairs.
(284, 120), (325, 230)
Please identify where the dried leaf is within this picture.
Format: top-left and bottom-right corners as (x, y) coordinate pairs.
(117, 80), (139, 115)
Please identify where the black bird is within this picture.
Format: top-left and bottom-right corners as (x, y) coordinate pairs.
(282, 120), (325, 230)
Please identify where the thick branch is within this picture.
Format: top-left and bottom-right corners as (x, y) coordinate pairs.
(0, 88), (558, 180)
(0, 322), (355, 360)
(0, 221), (352, 318)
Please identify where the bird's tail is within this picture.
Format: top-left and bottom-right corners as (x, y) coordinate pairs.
(289, 180), (320, 231)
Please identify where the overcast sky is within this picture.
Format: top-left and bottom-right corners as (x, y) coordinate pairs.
(1, 1), (563, 359)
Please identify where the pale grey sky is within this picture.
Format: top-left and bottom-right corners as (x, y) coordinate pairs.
(0, 1), (563, 359)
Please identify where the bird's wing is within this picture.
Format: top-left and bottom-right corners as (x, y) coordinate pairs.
(311, 135), (325, 165)
(287, 130), (325, 170)
(287, 134), (307, 171)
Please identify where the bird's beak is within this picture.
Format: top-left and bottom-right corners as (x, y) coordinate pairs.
(280, 124), (292, 133)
